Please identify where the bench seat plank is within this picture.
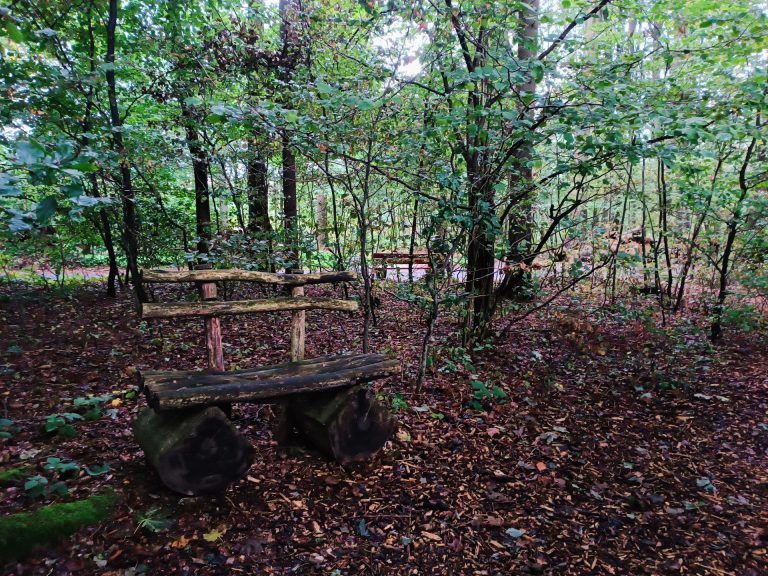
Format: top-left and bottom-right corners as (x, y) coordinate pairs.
(142, 353), (400, 412)
(141, 353), (387, 391)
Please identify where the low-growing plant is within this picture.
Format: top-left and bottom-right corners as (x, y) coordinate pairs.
(468, 379), (507, 411)
(0, 418), (17, 439)
(44, 412), (82, 437)
(43, 457), (80, 475)
(136, 507), (175, 533)
(73, 394), (113, 421)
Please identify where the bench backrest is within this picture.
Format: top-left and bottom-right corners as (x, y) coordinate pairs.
(139, 269), (359, 370)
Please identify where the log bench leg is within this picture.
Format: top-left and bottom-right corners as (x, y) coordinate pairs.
(133, 406), (254, 496)
(289, 385), (394, 465)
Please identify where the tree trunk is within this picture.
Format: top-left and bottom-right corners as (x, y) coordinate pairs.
(133, 406), (254, 495)
(282, 133), (298, 268)
(289, 386), (394, 464)
(105, 0), (146, 302)
(465, 175), (496, 336)
(247, 140), (271, 233)
(503, 0), (539, 299)
(315, 192), (328, 250)
(711, 136), (756, 342)
(181, 103), (212, 257)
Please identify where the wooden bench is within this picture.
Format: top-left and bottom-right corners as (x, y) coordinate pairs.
(371, 251), (449, 280)
(132, 268), (399, 495)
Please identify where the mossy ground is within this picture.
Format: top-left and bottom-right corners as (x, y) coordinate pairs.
(0, 491), (117, 561)
(0, 466), (28, 485)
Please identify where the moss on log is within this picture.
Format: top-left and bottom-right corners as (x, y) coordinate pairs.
(0, 491), (117, 562)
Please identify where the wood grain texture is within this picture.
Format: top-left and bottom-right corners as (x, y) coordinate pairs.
(140, 296), (359, 319)
(146, 358), (400, 411)
(290, 386), (394, 464)
(290, 285), (306, 362)
(141, 353), (386, 392)
(133, 406), (254, 495)
(141, 268), (357, 285)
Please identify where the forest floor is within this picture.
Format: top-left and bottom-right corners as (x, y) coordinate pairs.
(0, 279), (766, 575)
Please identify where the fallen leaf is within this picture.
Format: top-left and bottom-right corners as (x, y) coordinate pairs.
(203, 525), (228, 542)
(170, 535), (190, 549)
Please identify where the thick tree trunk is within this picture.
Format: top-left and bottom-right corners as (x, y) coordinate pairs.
(503, 0), (539, 299)
(133, 406), (254, 495)
(105, 0), (146, 301)
(247, 140), (271, 233)
(289, 386), (394, 464)
(465, 175), (497, 335)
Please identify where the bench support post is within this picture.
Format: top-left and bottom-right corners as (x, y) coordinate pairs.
(290, 284), (306, 362)
(199, 282), (224, 371)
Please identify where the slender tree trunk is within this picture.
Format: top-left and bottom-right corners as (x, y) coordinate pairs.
(282, 133), (298, 268)
(106, 0), (146, 301)
(92, 178), (120, 297)
(408, 196), (419, 283)
(711, 137), (757, 342)
(658, 160), (673, 298)
(674, 156), (724, 312)
(279, 0), (301, 271)
(315, 192), (328, 250)
(181, 104), (212, 257)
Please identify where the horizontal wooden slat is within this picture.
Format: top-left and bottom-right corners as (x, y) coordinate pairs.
(150, 359), (401, 411)
(140, 269), (357, 285)
(141, 353), (387, 392)
(140, 296), (359, 319)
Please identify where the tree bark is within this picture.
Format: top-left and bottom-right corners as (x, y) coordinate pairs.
(133, 406), (254, 495)
(289, 386), (394, 464)
(247, 140), (271, 233)
(181, 103), (212, 256)
(502, 0), (539, 299)
(105, 0), (146, 301)
(282, 133), (298, 266)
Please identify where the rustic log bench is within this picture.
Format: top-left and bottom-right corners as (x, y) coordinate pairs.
(132, 268), (399, 495)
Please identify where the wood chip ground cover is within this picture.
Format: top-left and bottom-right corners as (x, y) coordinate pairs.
(0, 283), (766, 575)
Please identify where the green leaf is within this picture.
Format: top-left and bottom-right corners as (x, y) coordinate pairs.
(15, 140), (45, 165)
(85, 463), (110, 476)
(35, 196), (58, 223)
(5, 21), (24, 42)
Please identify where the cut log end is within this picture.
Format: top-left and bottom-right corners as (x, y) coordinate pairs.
(133, 407), (254, 496)
(291, 386), (394, 465)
